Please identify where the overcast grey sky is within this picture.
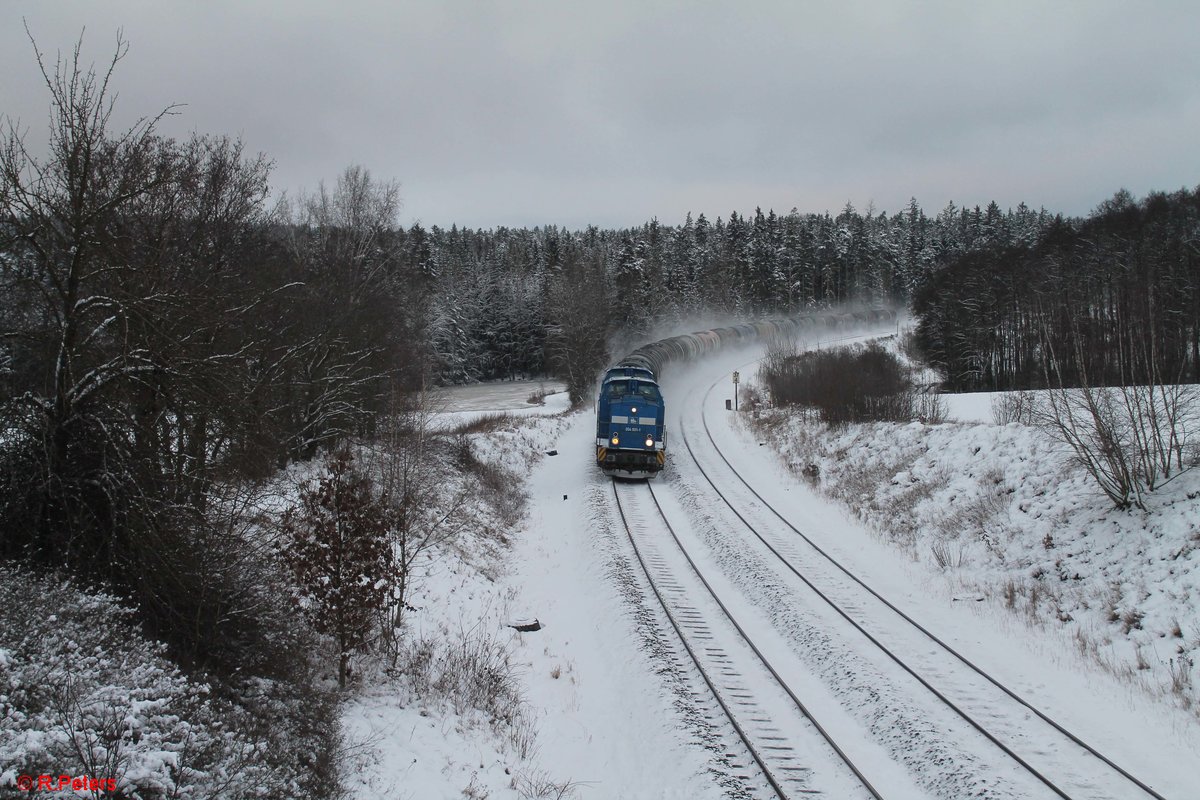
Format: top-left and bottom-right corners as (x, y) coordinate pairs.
(4, 1), (1199, 229)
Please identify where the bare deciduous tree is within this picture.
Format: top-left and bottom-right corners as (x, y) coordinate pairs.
(1034, 314), (1197, 510)
(275, 165), (418, 461)
(545, 254), (610, 406)
(366, 390), (469, 664)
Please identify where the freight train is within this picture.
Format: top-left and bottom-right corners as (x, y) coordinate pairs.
(595, 309), (895, 478)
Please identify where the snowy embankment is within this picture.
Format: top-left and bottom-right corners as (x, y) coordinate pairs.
(340, 383), (573, 799)
(742, 387), (1200, 716)
(342, 381), (719, 800)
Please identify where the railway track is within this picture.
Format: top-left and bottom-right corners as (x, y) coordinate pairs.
(654, 365), (1173, 800)
(611, 478), (886, 799)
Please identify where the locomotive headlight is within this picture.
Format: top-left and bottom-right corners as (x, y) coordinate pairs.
(631, 407), (637, 415)
(611, 434), (620, 445)
(645, 435), (654, 448)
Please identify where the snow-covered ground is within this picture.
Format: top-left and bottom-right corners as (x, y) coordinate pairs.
(343, 360), (1200, 799)
(342, 379), (719, 799)
(940, 391), (1004, 423)
(686, 349), (1198, 797)
(426, 380), (571, 431)
(748, 383), (1200, 716)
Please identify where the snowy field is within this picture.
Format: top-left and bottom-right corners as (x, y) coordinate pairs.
(426, 380), (570, 430)
(432, 380), (568, 414)
(342, 355), (1199, 799)
(940, 391), (1002, 423)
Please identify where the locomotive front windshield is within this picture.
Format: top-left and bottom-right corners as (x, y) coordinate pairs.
(606, 380), (661, 403)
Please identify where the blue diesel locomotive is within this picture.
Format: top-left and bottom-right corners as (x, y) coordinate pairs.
(595, 364), (665, 478)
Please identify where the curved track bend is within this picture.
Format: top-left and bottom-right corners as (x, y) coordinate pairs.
(660, 361), (1171, 800)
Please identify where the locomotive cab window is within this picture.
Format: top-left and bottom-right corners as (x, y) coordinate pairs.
(638, 385), (661, 401)
(606, 380), (660, 402)
(606, 381), (629, 397)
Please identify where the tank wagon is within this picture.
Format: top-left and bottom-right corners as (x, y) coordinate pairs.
(596, 309), (896, 478)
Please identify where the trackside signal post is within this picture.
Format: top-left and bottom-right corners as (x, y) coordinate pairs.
(732, 371), (739, 411)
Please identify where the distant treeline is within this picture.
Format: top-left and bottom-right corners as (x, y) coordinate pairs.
(406, 198), (1059, 384)
(914, 188), (1200, 391)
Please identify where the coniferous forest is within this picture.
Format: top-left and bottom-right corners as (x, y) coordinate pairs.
(914, 189), (1200, 392)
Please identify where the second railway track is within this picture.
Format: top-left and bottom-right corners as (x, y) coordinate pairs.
(653, 362), (1173, 800)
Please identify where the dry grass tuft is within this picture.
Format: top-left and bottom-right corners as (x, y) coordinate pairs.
(449, 412), (514, 435)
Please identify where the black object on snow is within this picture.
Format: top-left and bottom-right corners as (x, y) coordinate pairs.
(509, 618), (542, 632)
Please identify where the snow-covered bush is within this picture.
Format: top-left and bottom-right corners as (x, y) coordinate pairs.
(760, 341), (926, 426)
(399, 625), (531, 757)
(991, 390), (1037, 425)
(282, 449), (392, 689)
(1031, 384), (1197, 510)
(0, 566), (338, 799)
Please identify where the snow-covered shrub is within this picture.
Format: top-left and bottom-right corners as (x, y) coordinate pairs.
(0, 566), (338, 799)
(399, 624), (528, 754)
(449, 412), (515, 435)
(451, 435), (525, 529)
(282, 448), (391, 689)
(991, 390), (1037, 425)
(1032, 384), (1197, 510)
(356, 419), (530, 663)
(760, 341), (920, 426)
(913, 390), (948, 424)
